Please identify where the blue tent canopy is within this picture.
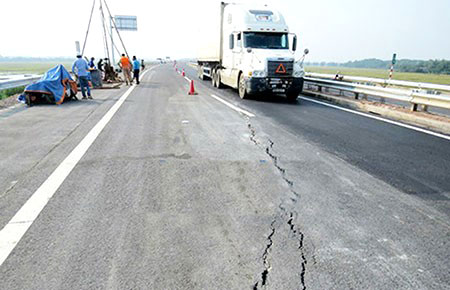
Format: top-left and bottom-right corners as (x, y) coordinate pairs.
(24, 65), (77, 104)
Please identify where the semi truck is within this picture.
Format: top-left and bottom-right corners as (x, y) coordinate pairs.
(197, 2), (308, 101)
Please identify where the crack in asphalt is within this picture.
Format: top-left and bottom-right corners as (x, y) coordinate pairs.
(253, 219), (277, 290)
(247, 121), (259, 146)
(287, 212), (308, 290)
(247, 119), (307, 290)
(265, 139), (301, 200)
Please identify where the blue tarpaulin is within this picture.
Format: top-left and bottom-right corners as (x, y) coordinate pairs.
(24, 65), (77, 104)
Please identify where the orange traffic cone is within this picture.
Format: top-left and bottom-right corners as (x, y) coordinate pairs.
(182, 69), (185, 77)
(188, 80), (197, 95)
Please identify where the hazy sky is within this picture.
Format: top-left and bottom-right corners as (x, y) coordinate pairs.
(1, 0), (449, 62)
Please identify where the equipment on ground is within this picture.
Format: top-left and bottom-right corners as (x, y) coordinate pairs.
(197, 2), (307, 101)
(21, 65), (78, 106)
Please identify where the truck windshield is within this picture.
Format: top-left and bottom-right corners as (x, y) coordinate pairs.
(243, 32), (289, 49)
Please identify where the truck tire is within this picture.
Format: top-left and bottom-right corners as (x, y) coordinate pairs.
(216, 71), (223, 89)
(286, 92), (299, 102)
(198, 65), (205, 80)
(238, 73), (249, 99)
(211, 70), (217, 87)
(286, 79), (303, 102)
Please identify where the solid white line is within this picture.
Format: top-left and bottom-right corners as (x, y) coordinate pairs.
(0, 67), (156, 266)
(299, 96), (450, 141)
(210, 94), (255, 118)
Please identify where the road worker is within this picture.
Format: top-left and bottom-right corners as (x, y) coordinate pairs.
(118, 54), (132, 85)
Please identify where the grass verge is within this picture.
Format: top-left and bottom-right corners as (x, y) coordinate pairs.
(305, 66), (450, 85)
(0, 86), (25, 100)
(0, 62), (73, 75)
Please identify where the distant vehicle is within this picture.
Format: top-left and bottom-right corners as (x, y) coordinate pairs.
(197, 2), (308, 101)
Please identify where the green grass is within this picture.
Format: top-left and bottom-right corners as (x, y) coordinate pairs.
(305, 66), (450, 85)
(0, 62), (74, 101)
(0, 86), (25, 100)
(0, 62), (73, 75)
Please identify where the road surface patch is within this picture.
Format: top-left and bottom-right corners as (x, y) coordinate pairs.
(300, 96), (450, 141)
(0, 67), (156, 266)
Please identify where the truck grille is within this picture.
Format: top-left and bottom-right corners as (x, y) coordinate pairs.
(268, 61), (294, 77)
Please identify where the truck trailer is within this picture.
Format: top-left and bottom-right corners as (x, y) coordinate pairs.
(197, 2), (306, 101)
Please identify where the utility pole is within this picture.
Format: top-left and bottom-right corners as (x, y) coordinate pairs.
(110, 16), (115, 66)
(389, 53), (397, 80)
(99, 0), (110, 62)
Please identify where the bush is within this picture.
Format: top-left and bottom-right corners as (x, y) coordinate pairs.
(0, 86), (25, 100)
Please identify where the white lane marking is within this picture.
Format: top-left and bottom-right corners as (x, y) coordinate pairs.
(179, 70), (255, 118)
(0, 67), (156, 266)
(299, 96), (450, 141)
(210, 94), (255, 118)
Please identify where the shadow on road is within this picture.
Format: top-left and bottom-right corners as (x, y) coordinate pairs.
(219, 87), (299, 105)
(249, 93), (299, 105)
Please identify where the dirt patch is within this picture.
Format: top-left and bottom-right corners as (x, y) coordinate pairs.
(303, 89), (450, 136)
(363, 100), (450, 123)
(0, 94), (20, 109)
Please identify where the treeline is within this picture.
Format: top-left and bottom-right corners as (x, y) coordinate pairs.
(305, 58), (450, 75)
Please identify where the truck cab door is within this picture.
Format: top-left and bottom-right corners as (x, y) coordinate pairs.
(233, 32), (243, 65)
(231, 32), (243, 86)
(221, 33), (234, 83)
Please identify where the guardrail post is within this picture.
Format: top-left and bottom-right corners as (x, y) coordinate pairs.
(304, 75), (450, 112)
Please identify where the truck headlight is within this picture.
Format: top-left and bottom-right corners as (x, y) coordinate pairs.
(250, 70), (266, 78)
(293, 70), (305, 78)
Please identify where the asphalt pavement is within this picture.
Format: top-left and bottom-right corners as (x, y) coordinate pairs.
(0, 64), (449, 289)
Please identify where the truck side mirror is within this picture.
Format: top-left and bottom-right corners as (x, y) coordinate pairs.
(304, 48), (309, 55)
(292, 36), (297, 52)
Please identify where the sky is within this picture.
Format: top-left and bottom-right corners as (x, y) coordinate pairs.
(0, 0), (449, 62)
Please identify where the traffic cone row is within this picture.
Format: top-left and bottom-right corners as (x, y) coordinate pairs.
(175, 65), (197, 95)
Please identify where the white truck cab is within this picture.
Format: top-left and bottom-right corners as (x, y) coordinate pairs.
(198, 2), (307, 101)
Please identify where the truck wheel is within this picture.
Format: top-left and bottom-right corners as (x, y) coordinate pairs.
(211, 71), (217, 87)
(238, 74), (248, 99)
(286, 92), (299, 102)
(216, 71), (223, 89)
(198, 66), (205, 80)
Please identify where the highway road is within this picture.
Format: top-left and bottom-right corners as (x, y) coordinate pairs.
(0, 64), (449, 289)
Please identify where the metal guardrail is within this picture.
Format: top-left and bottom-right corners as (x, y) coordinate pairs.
(305, 72), (450, 93)
(304, 73), (450, 112)
(0, 75), (42, 91)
